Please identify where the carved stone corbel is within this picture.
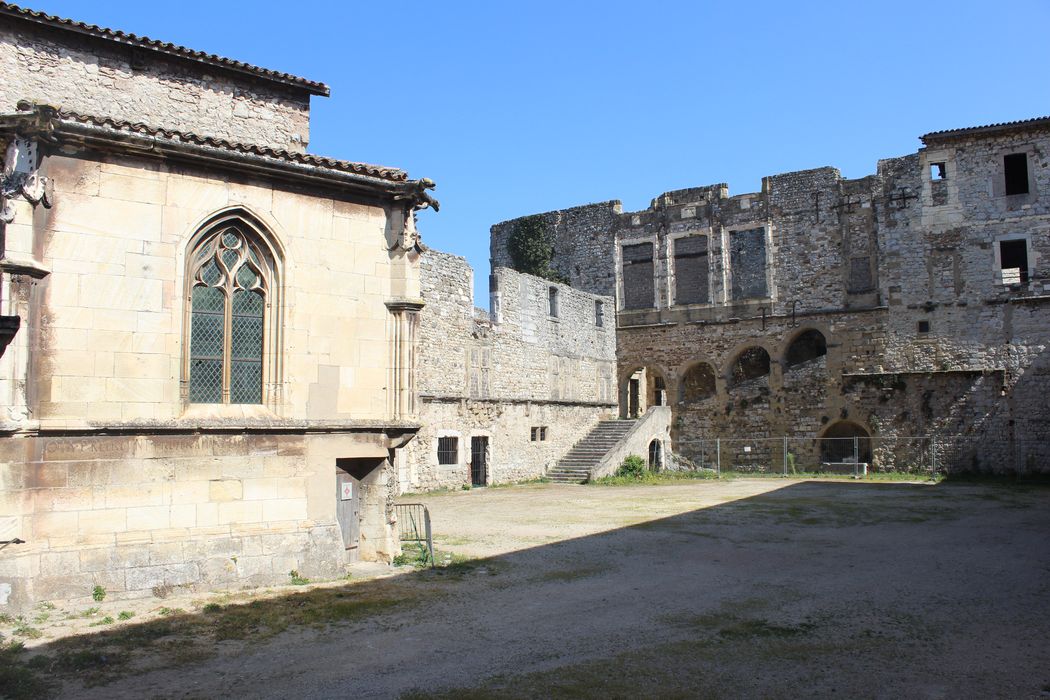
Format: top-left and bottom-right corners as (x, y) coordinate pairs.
(1, 134), (54, 224)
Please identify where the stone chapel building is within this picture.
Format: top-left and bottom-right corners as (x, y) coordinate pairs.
(0, 3), (435, 610)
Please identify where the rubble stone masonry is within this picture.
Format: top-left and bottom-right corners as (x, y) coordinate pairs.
(491, 118), (1050, 473)
(403, 251), (616, 491)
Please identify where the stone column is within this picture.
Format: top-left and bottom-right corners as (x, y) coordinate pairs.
(386, 299), (424, 420)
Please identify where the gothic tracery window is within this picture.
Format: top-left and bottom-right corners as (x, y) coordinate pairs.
(187, 222), (274, 404)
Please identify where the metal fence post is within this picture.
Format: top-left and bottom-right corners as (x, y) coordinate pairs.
(783, 437), (788, 476)
(931, 437), (937, 476)
(716, 438), (721, 477)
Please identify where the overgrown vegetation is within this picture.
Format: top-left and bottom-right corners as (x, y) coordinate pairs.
(507, 215), (568, 283)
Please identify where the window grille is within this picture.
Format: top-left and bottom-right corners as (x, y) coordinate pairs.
(437, 436), (459, 465)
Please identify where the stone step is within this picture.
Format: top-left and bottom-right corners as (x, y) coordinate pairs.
(547, 418), (637, 483)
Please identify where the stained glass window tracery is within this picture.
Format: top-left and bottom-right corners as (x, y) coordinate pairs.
(188, 225), (269, 404)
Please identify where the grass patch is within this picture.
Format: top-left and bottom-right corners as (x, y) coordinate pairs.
(0, 641), (54, 700)
(589, 470), (720, 486)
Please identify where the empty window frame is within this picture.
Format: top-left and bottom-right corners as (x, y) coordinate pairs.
(999, 239), (1030, 284)
(930, 162), (947, 180)
(437, 436), (459, 465)
(917, 320), (931, 334)
(595, 300), (604, 327)
(673, 235), (710, 305)
(548, 287), (559, 318)
(729, 228), (768, 300)
(1004, 153), (1029, 196)
(531, 426), (548, 442)
(621, 242), (655, 309)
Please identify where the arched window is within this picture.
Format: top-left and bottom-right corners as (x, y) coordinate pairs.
(785, 329), (827, 368)
(680, 362), (716, 403)
(184, 213), (281, 406)
(728, 347), (770, 387)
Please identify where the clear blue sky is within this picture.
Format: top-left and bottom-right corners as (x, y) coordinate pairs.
(41, 1), (1050, 306)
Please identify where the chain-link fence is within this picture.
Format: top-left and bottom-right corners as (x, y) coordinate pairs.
(672, 436), (1048, 476)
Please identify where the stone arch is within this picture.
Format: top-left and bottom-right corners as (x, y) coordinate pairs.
(726, 346), (771, 388)
(619, 364), (668, 418)
(679, 361), (717, 403)
(648, 439), (663, 471)
(784, 328), (828, 369)
(819, 420), (872, 465)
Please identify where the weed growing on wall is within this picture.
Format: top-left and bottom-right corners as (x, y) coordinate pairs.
(508, 215), (568, 284)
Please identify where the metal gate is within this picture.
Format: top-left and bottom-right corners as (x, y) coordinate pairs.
(470, 436), (488, 487)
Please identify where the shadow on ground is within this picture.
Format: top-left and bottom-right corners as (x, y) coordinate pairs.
(5, 479), (1050, 699)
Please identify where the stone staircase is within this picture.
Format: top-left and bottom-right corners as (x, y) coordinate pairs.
(547, 419), (637, 483)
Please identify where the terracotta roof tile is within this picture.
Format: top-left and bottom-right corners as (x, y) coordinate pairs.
(55, 108), (407, 182)
(0, 2), (329, 96)
(921, 115), (1050, 143)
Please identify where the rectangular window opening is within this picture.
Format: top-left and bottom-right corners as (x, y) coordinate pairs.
(930, 162), (946, 180)
(621, 242), (656, 310)
(999, 239), (1030, 284)
(437, 436), (458, 465)
(548, 287), (559, 318)
(595, 300), (604, 327)
(917, 320), (930, 334)
(1004, 153), (1029, 196)
(673, 235), (710, 305)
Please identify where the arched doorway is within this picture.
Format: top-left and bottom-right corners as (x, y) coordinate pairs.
(819, 421), (872, 465)
(648, 439), (663, 471)
(620, 366), (667, 418)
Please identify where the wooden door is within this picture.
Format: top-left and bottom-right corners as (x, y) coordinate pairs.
(335, 467), (361, 561)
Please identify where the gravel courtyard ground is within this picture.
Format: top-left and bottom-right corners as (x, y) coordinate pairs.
(17, 477), (1050, 698)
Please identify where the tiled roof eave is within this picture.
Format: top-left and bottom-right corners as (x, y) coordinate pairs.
(921, 116), (1050, 144)
(55, 118), (411, 196)
(0, 2), (329, 96)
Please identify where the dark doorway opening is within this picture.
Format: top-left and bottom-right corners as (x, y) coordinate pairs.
(648, 439), (663, 472)
(628, 376), (641, 418)
(818, 422), (872, 465)
(470, 436), (489, 487)
(1000, 239), (1029, 283)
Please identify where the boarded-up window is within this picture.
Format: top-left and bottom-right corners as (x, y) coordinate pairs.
(621, 243), (655, 309)
(848, 256), (873, 292)
(468, 347), (491, 398)
(674, 236), (709, 305)
(730, 228), (767, 300)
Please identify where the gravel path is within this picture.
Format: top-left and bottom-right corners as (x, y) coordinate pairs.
(60, 479), (1050, 699)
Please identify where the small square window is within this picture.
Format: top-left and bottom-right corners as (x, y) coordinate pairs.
(930, 162), (946, 180)
(999, 239), (1030, 284)
(548, 287), (559, 318)
(917, 320), (930, 334)
(437, 436), (458, 465)
(1004, 153), (1029, 196)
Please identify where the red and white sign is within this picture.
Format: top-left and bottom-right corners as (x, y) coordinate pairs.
(340, 482), (353, 501)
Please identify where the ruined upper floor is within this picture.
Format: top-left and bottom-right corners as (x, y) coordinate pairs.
(491, 116), (1050, 327)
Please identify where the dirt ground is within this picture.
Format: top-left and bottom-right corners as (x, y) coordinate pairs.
(17, 478), (1050, 698)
